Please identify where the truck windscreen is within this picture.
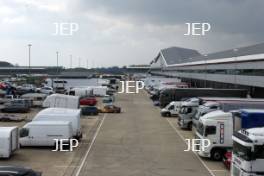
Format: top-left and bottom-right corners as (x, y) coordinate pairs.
(233, 141), (252, 161)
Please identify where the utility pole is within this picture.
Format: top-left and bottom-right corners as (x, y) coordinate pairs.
(28, 44), (32, 76)
(56, 51), (59, 76)
(204, 54), (208, 88)
(233, 48), (238, 88)
(70, 54), (72, 69)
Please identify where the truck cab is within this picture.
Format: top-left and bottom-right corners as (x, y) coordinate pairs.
(196, 110), (233, 160)
(192, 101), (220, 132)
(232, 128), (264, 176)
(178, 98), (200, 129)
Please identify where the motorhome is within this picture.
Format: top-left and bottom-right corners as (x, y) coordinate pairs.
(0, 127), (19, 158)
(42, 94), (80, 109)
(232, 125), (264, 176)
(159, 88), (248, 107)
(196, 108), (264, 161)
(32, 108), (82, 139)
(19, 121), (73, 147)
(21, 93), (47, 107)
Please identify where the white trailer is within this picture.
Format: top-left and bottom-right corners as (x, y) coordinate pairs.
(32, 108), (82, 139)
(68, 87), (93, 98)
(90, 86), (107, 97)
(42, 94), (80, 109)
(0, 127), (19, 158)
(19, 121), (73, 147)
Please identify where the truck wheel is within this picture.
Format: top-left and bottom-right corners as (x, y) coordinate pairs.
(211, 149), (223, 161)
(166, 112), (171, 117)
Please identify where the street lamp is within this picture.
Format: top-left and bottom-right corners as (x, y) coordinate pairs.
(28, 44), (32, 75)
(233, 48), (238, 88)
(56, 51), (59, 76)
(70, 54), (72, 69)
(204, 54), (208, 87)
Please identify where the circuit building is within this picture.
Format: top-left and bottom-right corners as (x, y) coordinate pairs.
(149, 43), (264, 97)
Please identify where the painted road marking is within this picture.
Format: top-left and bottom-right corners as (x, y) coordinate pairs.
(165, 118), (216, 176)
(75, 114), (107, 176)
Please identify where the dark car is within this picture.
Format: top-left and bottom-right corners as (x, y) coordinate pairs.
(1, 99), (31, 113)
(0, 166), (41, 176)
(81, 106), (99, 115)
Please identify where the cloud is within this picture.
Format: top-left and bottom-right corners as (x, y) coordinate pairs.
(0, 0), (264, 67)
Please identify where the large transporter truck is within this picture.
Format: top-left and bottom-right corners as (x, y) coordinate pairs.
(196, 109), (264, 161)
(232, 123), (264, 176)
(159, 88), (248, 107)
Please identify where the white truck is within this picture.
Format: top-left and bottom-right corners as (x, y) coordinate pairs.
(19, 121), (73, 147)
(191, 98), (264, 131)
(0, 127), (19, 158)
(232, 127), (264, 176)
(42, 94), (80, 109)
(196, 107), (264, 161)
(32, 108), (82, 139)
(192, 101), (220, 130)
(178, 98), (200, 129)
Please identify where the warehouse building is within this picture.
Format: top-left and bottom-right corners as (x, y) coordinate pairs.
(149, 43), (264, 97)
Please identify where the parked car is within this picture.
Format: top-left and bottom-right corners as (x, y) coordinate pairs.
(102, 96), (114, 104)
(0, 95), (14, 104)
(223, 150), (232, 170)
(81, 106), (99, 115)
(99, 105), (121, 113)
(80, 97), (97, 106)
(0, 166), (42, 176)
(1, 99), (31, 113)
(16, 84), (36, 95)
(38, 86), (54, 94)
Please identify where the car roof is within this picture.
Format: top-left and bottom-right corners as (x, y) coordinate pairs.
(0, 166), (32, 175)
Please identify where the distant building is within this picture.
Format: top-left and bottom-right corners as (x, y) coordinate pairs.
(149, 43), (264, 97)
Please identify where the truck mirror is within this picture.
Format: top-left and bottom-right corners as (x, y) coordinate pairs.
(20, 128), (29, 137)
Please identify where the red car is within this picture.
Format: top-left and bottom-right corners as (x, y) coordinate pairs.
(223, 150), (232, 170)
(80, 97), (97, 106)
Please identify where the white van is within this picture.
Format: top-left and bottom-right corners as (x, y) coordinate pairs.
(19, 121), (73, 147)
(32, 108), (82, 139)
(0, 127), (19, 158)
(42, 94), (80, 109)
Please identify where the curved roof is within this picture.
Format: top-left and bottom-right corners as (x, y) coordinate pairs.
(160, 47), (201, 65)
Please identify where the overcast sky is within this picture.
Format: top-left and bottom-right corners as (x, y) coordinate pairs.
(0, 0), (264, 68)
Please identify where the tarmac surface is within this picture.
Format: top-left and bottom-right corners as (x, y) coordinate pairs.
(75, 91), (213, 176)
(0, 89), (230, 176)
